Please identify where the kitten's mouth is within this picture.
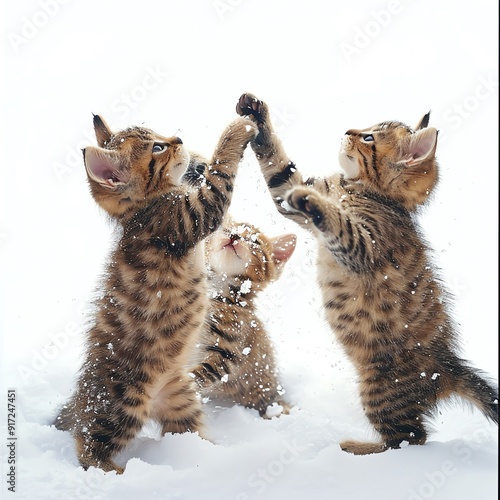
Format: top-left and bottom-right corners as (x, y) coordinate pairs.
(221, 236), (242, 259)
(338, 149), (359, 179)
(169, 148), (190, 186)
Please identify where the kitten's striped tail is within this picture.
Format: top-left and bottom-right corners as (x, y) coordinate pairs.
(447, 359), (498, 424)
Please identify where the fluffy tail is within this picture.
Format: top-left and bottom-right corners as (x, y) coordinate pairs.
(446, 358), (498, 424)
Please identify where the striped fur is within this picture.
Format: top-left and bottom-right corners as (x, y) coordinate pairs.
(191, 217), (296, 416)
(237, 93), (498, 454)
(54, 114), (257, 472)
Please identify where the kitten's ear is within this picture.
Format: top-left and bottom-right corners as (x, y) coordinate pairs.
(84, 146), (124, 189)
(399, 127), (438, 167)
(93, 114), (113, 147)
(270, 233), (297, 271)
(414, 111), (431, 130)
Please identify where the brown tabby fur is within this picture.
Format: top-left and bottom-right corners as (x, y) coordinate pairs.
(237, 93), (498, 455)
(190, 216), (296, 416)
(54, 113), (258, 473)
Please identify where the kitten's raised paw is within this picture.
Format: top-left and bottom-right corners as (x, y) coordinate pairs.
(227, 116), (259, 142)
(236, 93), (268, 124)
(286, 188), (325, 229)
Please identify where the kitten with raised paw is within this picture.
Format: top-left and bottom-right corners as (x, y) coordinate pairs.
(237, 92), (498, 455)
(54, 112), (257, 473)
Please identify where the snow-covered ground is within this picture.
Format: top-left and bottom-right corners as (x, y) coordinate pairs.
(1, 1), (498, 499)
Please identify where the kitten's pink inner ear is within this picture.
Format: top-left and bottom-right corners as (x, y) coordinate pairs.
(84, 147), (126, 188)
(271, 234), (297, 264)
(401, 127), (438, 166)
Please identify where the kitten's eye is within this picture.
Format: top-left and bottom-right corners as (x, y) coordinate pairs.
(362, 134), (374, 142)
(152, 143), (167, 153)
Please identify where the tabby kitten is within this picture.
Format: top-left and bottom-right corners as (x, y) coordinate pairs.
(190, 216), (296, 417)
(54, 113), (258, 473)
(237, 93), (498, 455)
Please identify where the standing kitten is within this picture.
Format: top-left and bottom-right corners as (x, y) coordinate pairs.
(54, 113), (257, 473)
(191, 216), (296, 417)
(237, 93), (498, 454)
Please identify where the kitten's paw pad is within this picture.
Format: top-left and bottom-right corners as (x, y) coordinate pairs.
(236, 93), (268, 124)
(287, 188), (324, 226)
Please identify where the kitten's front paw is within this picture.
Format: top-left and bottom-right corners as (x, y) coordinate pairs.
(227, 116), (259, 144)
(287, 187), (325, 230)
(236, 93), (269, 125)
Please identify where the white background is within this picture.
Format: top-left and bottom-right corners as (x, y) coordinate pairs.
(0, 1), (498, 499)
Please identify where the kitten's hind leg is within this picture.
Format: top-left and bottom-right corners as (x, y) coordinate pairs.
(341, 385), (429, 455)
(54, 403), (127, 470)
(153, 377), (207, 439)
(75, 433), (125, 474)
(72, 407), (145, 474)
